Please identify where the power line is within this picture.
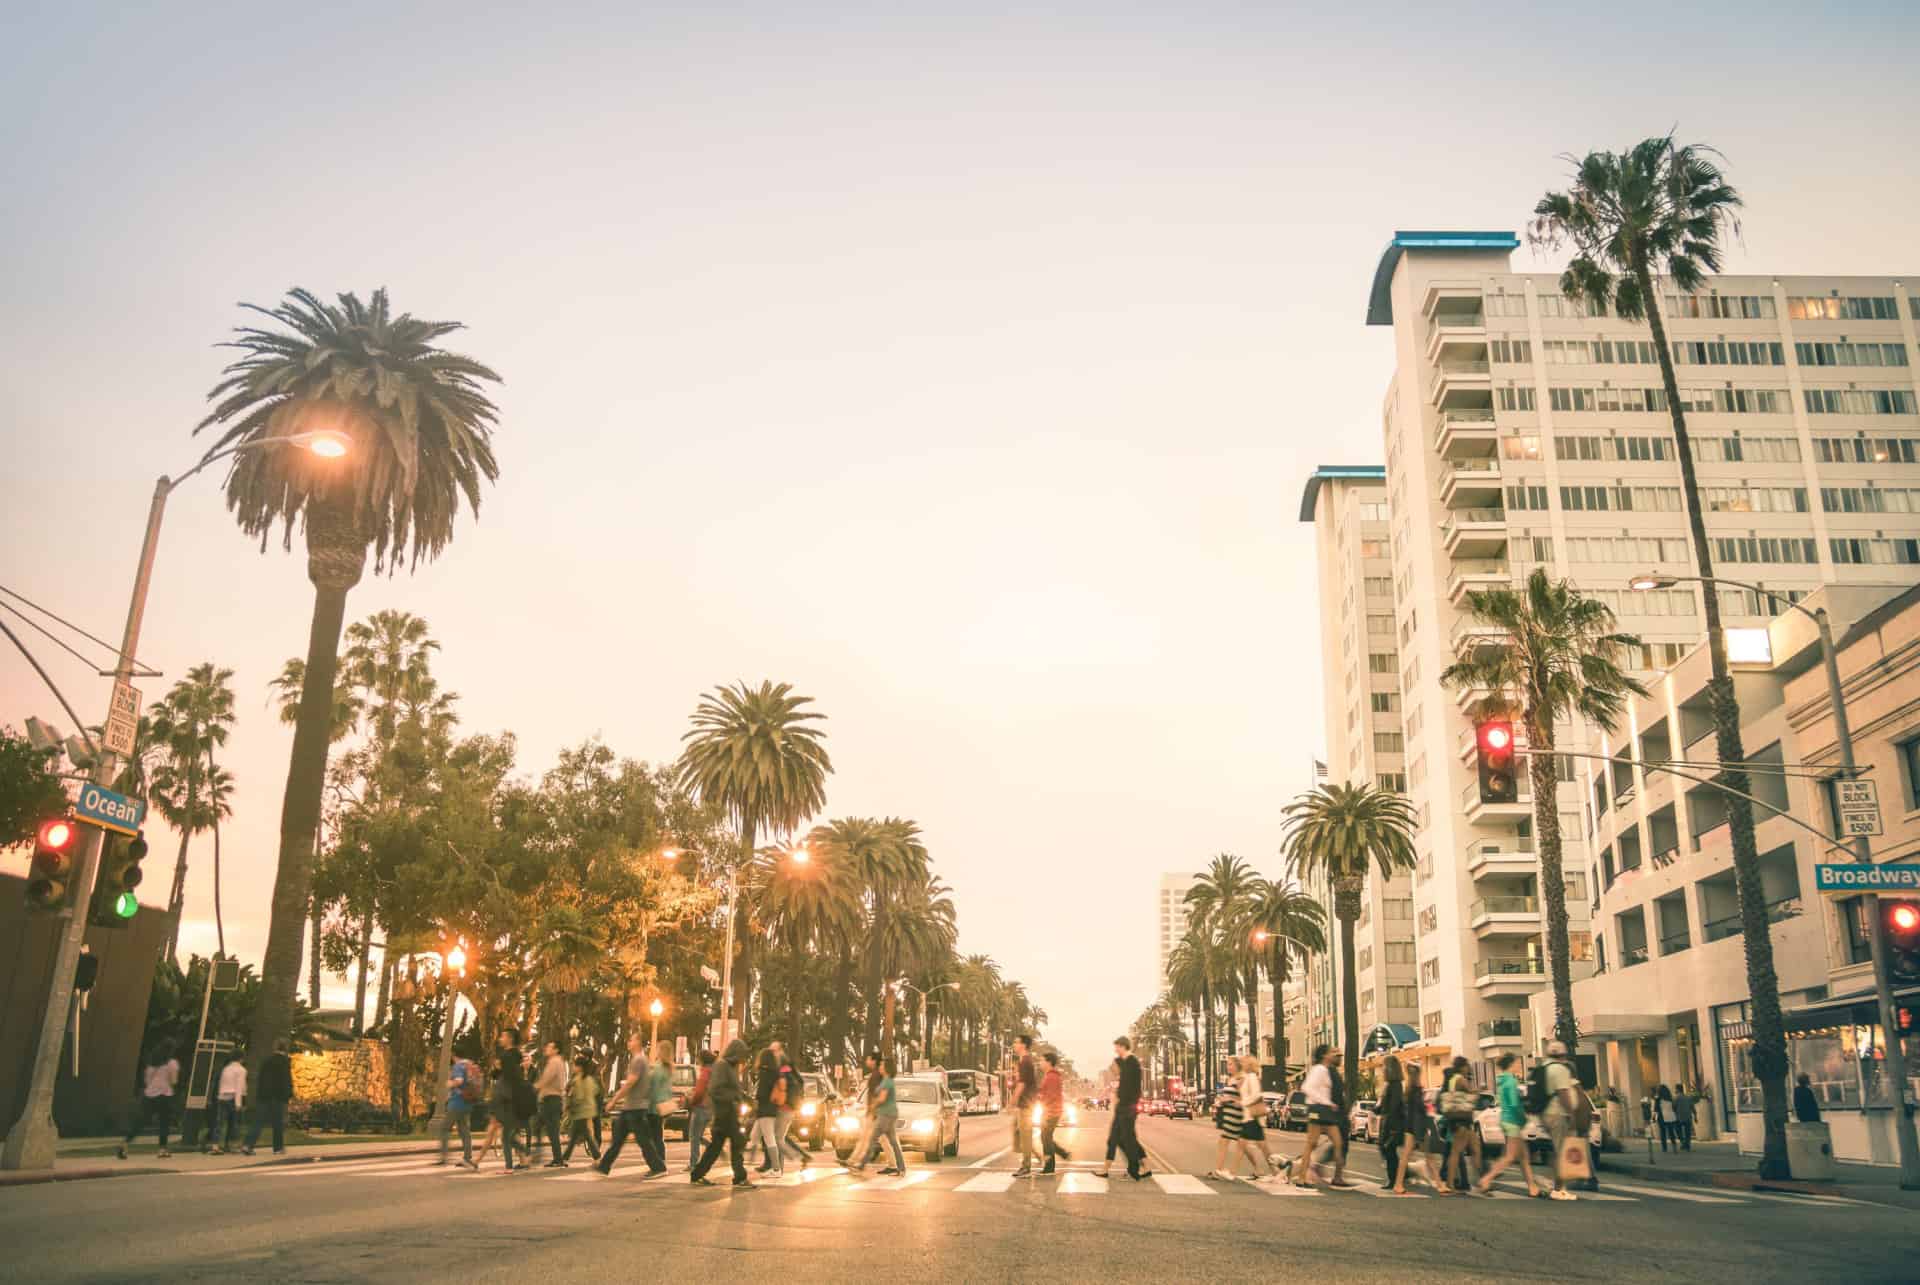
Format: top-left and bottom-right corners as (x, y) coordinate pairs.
(0, 582), (158, 677)
(0, 599), (103, 674)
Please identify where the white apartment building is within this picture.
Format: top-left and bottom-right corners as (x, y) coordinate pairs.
(1299, 468), (1422, 1063)
(1359, 230), (1920, 1085)
(1156, 871), (1200, 984)
(1535, 581), (1920, 1166)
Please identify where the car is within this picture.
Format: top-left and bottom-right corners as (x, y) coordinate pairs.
(1167, 1099), (1193, 1120)
(1349, 1098), (1378, 1142)
(1281, 1091), (1311, 1131)
(831, 1075), (960, 1164)
(1474, 1095), (1606, 1162)
(789, 1072), (841, 1152)
(663, 1062), (701, 1140)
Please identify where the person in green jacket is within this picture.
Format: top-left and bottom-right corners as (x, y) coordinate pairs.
(562, 1055), (602, 1164)
(1477, 1052), (1541, 1197)
(640, 1040), (673, 1175)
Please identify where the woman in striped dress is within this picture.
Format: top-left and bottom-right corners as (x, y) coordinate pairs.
(1207, 1067), (1246, 1179)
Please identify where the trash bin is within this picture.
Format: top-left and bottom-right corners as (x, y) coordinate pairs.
(1785, 1121), (1835, 1180)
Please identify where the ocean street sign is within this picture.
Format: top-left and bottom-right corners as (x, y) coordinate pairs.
(1815, 863), (1920, 896)
(73, 782), (145, 836)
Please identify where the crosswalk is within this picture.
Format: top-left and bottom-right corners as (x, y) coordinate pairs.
(184, 1152), (1873, 1210)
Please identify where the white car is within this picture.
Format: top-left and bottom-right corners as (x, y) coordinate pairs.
(832, 1076), (960, 1163)
(1349, 1099), (1378, 1142)
(1474, 1099), (1604, 1161)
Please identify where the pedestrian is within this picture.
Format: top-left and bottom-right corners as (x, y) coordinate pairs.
(689, 1038), (754, 1188)
(640, 1041), (673, 1174)
(1391, 1061), (1444, 1195)
(1476, 1053), (1541, 1197)
(242, 1040), (294, 1156)
(1793, 1072), (1822, 1123)
(211, 1052), (246, 1154)
(1294, 1044), (1344, 1188)
(751, 1046), (788, 1175)
(1206, 1054), (1246, 1180)
(594, 1033), (658, 1177)
(1542, 1040), (1583, 1202)
(686, 1049), (716, 1168)
(1439, 1056), (1483, 1192)
(1655, 1083), (1677, 1152)
(1673, 1083), (1696, 1151)
(846, 1050), (887, 1172)
(118, 1042), (180, 1160)
(475, 1028), (527, 1172)
(1233, 1055), (1288, 1182)
(1008, 1033), (1040, 1178)
(866, 1055), (909, 1175)
(562, 1054), (601, 1164)
(437, 1052), (480, 1169)
(1096, 1036), (1150, 1181)
(1038, 1051), (1070, 1175)
(1324, 1049), (1352, 1187)
(536, 1040), (570, 1167)
(770, 1041), (811, 1173)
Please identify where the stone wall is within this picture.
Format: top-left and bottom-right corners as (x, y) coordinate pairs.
(289, 1040), (433, 1115)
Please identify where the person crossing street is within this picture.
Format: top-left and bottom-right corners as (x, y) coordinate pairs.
(689, 1039), (754, 1188)
(1037, 1051), (1070, 1175)
(1097, 1036), (1150, 1181)
(1008, 1034), (1040, 1178)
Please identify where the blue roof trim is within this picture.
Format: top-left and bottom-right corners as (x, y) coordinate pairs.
(1299, 464), (1387, 522)
(1365, 230), (1520, 326)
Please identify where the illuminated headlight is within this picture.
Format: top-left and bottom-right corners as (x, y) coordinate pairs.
(911, 1118), (935, 1136)
(1064, 1106), (1078, 1125)
(835, 1115), (861, 1133)
(738, 1104), (751, 1118)
(800, 1102), (817, 1118)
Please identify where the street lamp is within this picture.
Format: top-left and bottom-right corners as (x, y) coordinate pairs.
(649, 998), (665, 1047)
(3, 430), (349, 1173)
(1630, 571), (1919, 1187)
(432, 937), (470, 1141)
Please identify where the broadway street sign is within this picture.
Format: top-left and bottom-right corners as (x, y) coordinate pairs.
(1814, 863), (1920, 896)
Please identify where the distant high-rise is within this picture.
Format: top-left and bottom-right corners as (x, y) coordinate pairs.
(1156, 871), (1200, 982)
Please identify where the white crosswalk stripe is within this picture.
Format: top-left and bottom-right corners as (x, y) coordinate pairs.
(1601, 1180), (1743, 1204)
(1151, 1173), (1214, 1195)
(955, 1172), (1017, 1193)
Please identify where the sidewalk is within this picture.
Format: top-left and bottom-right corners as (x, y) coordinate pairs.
(1, 1134), (441, 1188)
(1598, 1137), (1920, 1211)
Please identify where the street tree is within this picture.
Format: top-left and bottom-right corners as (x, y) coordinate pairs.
(1185, 854), (1261, 1058)
(1246, 878), (1326, 1071)
(0, 727), (68, 847)
(147, 663), (236, 959)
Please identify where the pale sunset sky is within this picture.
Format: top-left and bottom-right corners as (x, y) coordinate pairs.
(3, 2), (1917, 1070)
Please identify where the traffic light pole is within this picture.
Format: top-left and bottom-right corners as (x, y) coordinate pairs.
(3, 476), (169, 1171)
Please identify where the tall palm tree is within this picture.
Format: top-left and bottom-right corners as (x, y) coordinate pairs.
(754, 838), (862, 1057)
(877, 872), (956, 1058)
(148, 663), (237, 961)
(1282, 782), (1416, 1097)
(1166, 930), (1221, 1090)
(953, 954), (1002, 1066)
(1185, 854), (1260, 1057)
(1245, 878), (1326, 1071)
(342, 610), (440, 745)
(678, 681), (831, 1029)
(1531, 138), (1792, 1179)
(859, 819), (930, 1050)
(805, 817), (893, 1069)
(269, 656), (364, 1008)
(204, 287), (502, 1074)
(1440, 569), (1646, 1051)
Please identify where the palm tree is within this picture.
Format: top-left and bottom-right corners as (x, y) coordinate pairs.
(678, 681), (831, 1029)
(1166, 930), (1221, 1091)
(342, 610), (440, 745)
(1246, 878), (1326, 1072)
(877, 873), (956, 1059)
(1184, 854), (1260, 1057)
(859, 819), (931, 1050)
(269, 656), (363, 1008)
(754, 838), (862, 1058)
(953, 954), (1002, 1066)
(204, 287), (502, 1073)
(1440, 569), (1646, 1051)
(1531, 140), (1792, 1178)
(805, 817), (894, 1069)
(1281, 782), (1416, 1097)
(148, 663), (237, 961)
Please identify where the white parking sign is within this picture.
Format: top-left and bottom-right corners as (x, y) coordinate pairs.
(1836, 779), (1882, 837)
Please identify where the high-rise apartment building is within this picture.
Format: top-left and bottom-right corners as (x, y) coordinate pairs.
(1347, 231), (1920, 1081)
(1297, 468), (1421, 1062)
(1156, 871), (1200, 983)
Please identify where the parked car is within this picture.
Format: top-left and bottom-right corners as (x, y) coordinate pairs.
(1281, 1091), (1311, 1131)
(1474, 1096), (1606, 1162)
(1349, 1098), (1378, 1142)
(1168, 1099), (1193, 1120)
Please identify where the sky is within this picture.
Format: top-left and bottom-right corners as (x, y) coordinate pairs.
(4, 1), (1918, 1073)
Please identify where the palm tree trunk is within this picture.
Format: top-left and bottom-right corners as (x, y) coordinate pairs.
(1270, 950), (1287, 1070)
(352, 909), (374, 1036)
(830, 945), (855, 1072)
(307, 888), (323, 1009)
(1527, 710), (1577, 1050)
(208, 746), (226, 957)
(163, 825), (192, 963)
(1635, 258), (1789, 1178)
(374, 952), (393, 1031)
(731, 816), (755, 1039)
(245, 520), (365, 1090)
(1244, 965), (1261, 1062)
(1201, 981), (1214, 1091)
(1335, 882), (1363, 1100)
(1226, 989), (1239, 1058)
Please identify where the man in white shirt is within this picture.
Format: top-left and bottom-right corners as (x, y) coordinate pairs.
(212, 1056), (247, 1155)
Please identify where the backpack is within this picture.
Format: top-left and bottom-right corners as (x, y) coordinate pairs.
(1525, 1062), (1550, 1115)
(770, 1071), (788, 1107)
(455, 1061), (481, 1104)
(511, 1076), (537, 1121)
(1439, 1075), (1476, 1122)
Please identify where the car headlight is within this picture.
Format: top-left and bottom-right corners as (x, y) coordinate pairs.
(911, 1118), (935, 1135)
(835, 1115), (861, 1133)
(738, 1104), (751, 1117)
(1065, 1106), (1078, 1125)
(800, 1102), (817, 1118)
(1030, 1106), (1043, 1125)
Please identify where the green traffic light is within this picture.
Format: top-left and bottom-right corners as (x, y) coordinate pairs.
(112, 891), (138, 919)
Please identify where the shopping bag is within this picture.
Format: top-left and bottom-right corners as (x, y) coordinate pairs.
(1559, 1136), (1592, 1181)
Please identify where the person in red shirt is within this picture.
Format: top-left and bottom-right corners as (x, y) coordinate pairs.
(1038, 1050), (1071, 1175)
(685, 1050), (715, 1169)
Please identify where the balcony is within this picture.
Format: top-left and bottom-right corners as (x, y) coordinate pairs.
(1477, 1018), (1523, 1048)
(1442, 507), (1509, 558)
(1470, 895), (1541, 937)
(1434, 412), (1498, 458)
(1462, 776), (1532, 822)
(1447, 559), (1511, 606)
(1438, 457), (1502, 507)
(1474, 957), (1545, 996)
(1621, 942), (1650, 967)
(1659, 929), (1692, 956)
(1466, 844), (1538, 880)
(1426, 313), (1488, 364)
(1428, 359), (1493, 408)
(1702, 896), (1805, 943)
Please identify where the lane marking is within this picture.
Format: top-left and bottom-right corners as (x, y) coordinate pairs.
(845, 1170), (935, 1192)
(253, 1157), (444, 1178)
(1057, 1173), (1107, 1195)
(970, 1147), (1011, 1170)
(1151, 1173), (1214, 1196)
(955, 1172), (1017, 1193)
(1602, 1180), (1742, 1204)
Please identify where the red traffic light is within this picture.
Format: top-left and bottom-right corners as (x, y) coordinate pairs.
(1478, 722), (1513, 753)
(1890, 903), (1920, 936)
(38, 818), (75, 851)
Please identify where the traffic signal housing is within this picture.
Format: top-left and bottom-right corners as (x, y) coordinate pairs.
(27, 816), (79, 911)
(1886, 899), (1920, 983)
(91, 831), (147, 927)
(1474, 719), (1518, 804)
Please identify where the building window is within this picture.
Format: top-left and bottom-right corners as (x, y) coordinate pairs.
(1423, 1010), (1443, 1038)
(1417, 906), (1438, 934)
(1385, 941), (1416, 964)
(1374, 731), (1405, 754)
(1383, 898), (1413, 921)
(1357, 946), (1373, 973)
(1569, 931), (1594, 961)
(1839, 897), (1875, 965)
(1899, 737), (1920, 810)
(1386, 985), (1418, 1009)
(1369, 653), (1395, 674)
(1419, 958), (1440, 986)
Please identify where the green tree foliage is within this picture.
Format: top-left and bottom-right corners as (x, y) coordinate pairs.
(0, 726), (68, 847)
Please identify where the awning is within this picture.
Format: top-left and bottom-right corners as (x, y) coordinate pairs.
(1782, 985), (1920, 1030)
(1580, 1013), (1672, 1039)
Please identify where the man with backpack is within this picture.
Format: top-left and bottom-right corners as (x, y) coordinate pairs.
(1540, 1040), (1592, 1201)
(768, 1040), (811, 1173)
(438, 1054), (480, 1169)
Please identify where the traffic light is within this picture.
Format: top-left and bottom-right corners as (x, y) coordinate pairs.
(27, 816), (79, 911)
(91, 831), (146, 927)
(1474, 719), (1518, 804)
(1885, 899), (1920, 982)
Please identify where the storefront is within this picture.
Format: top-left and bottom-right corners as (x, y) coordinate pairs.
(1715, 988), (1920, 1165)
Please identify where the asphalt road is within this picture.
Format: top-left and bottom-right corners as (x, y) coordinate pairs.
(2, 1110), (1910, 1283)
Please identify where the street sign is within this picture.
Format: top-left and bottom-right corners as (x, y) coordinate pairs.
(110, 681), (140, 721)
(72, 782), (145, 836)
(1814, 863), (1920, 895)
(700, 964), (721, 989)
(103, 683), (141, 757)
(1836, 779), (1883, 837)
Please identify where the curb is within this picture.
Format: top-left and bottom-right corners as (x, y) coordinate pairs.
(1598, 1154), (1914, 1210)
(0, 1166), (171, 1187)
(5, 1143), (443, 1188)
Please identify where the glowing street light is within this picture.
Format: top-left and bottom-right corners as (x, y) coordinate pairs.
(649, 997), (665, 1046)
(445, 942), (468, 975)
(789, 843), (811, 865)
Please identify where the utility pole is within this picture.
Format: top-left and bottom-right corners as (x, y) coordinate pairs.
(4, 478), (167, 1171)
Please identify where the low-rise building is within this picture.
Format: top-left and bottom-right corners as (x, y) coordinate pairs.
(1537, 581), (1920, 1166)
